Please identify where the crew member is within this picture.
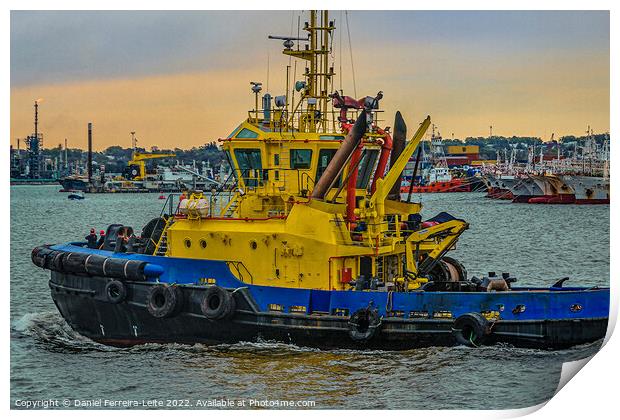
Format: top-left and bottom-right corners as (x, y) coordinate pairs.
(96, 230), (106, 249)
(114, 228), (129, 253)
(85, 228), (98, 249)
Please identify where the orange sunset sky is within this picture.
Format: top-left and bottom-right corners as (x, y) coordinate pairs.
(10, 10), (609, 151)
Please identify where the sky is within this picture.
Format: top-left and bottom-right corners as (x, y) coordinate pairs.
(10, 10), (609, 151)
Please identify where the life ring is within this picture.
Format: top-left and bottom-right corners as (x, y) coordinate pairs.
(452, 312), (490, 347)
(105, 279), (127, 304)
(147, 284), (183, 318)
(348, 308), (381, 342)
(200, 286), (236, 320)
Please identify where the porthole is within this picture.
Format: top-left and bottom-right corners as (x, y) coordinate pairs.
(184, 238), (192, 248)
(249, 240), (258, 250)
(199, 239), (207, 249)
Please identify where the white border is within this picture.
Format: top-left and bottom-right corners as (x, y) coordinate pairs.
(3, 1), (617, 418)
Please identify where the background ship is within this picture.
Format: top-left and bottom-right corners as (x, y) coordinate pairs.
(58, 131), (228, 193)
(481, 130), (609, 204)
(400, 126), (482, 194)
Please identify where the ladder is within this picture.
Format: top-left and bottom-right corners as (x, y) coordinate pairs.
(153, 220), (174, 256)
(222, 192), (242, 217)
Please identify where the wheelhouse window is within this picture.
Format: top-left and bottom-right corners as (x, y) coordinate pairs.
(290, 149), (313, 169)
(356, 149), (380, 189)
(235, 128), (259, 139)
(234, 148), (262, 187)
(316, 149), (341, 187)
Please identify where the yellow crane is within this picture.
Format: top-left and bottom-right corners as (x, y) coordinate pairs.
(125, 132), (175, 180)
(127, 152), (176, 180)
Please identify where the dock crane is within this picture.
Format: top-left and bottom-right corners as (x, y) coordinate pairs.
(124, 132), (176, 180)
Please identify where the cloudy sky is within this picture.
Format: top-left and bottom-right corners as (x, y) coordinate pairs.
(10, 10), (609, 151)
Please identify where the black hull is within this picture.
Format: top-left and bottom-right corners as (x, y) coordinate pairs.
(58, 178), (89, 191)
(49, 272), (608, 350)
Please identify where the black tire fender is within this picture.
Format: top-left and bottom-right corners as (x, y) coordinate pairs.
(84, 254), (108, 276)
(348, 308), (382, 342)
(50, 251), (66, 272)
(62, 252), (89, 274)
(31, 246), (54, 268)
(200, 286), (236, 320)
(146, 284), (183, 318)
(452, 312), (490, 347)
(105, 279), (127, 304)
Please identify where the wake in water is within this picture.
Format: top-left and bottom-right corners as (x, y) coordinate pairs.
(11, 311), (113, 353)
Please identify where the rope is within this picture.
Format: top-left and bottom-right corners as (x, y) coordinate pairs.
(266, 53), (270, 94)
(339, 10), (343, 91)
(469, 330), (479, 348)
(345, 11), (357, 98)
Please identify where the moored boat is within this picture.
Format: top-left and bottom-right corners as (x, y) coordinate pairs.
(560, 175), (609, 204)
(32, 10), (608, 350)
(527, 174), (575, 204)
(507, 175), (545, 203)
(483, 174), (514, 200)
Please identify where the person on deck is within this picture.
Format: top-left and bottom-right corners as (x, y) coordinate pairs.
(114, 228), (129, 253)
(96, 230), (106, 249)
(85, 228), (98, 249)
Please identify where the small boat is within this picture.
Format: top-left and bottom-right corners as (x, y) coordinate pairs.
(67, 191), (85, 200)
(400, 127), (473, 194)
(32, 10), (608, 350)
(158, 195), (166, 199)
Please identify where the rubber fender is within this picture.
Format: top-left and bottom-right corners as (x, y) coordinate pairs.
(84, 254), (109, 276)
(103, 258), (147, 281)
(452, 312), (490, 347)
(146, 284), (183, 318)
(42, 249), (59, 269)
(61, 252), (90, 274)
(105, 279), (127, 304)
(200, 286), (236, 320)
(49, 251), (66, 272)
(348, 308), (382, 342)
(121, 260), (147, 281)
(31, 246), (55, 268)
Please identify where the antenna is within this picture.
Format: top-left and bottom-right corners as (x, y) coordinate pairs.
(131, 131), (137, 151)
(270, 11), (335, 132)
(250, 82), (263, 123)
(268, 35), (309, 49)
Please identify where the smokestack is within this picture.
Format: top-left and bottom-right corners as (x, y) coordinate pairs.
(64, 139), (68, 170)
(387, 111), (407, 200)
(34, 101), (38, 138)
(87, 123), (93, 184)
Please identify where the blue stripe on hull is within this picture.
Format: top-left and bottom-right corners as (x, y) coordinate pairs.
(51, 243), (610, 322)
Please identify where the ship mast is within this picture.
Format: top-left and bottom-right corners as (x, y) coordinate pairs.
(271, 10), (335, 132)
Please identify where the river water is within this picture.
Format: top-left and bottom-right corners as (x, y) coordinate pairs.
(10, 185), (610, 409)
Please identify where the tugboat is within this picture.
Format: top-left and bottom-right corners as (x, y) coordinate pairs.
(32, 11), (608, 350)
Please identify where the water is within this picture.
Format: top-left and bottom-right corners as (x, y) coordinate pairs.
(10, 185), (610, 409)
